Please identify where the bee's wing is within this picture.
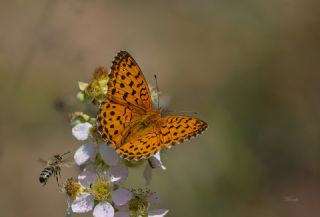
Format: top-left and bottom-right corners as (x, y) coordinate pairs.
(61, 162), (75, 168)
(60, 156), (75, 167)
(38, 158), (48, 165)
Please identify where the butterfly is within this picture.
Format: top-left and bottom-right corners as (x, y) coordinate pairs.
(97, 51), (207, 160)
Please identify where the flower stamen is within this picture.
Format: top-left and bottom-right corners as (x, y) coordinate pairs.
(64, 178), (83, 200)
(90, 177), (112, 202)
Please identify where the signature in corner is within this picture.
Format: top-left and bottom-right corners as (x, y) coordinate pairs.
(283, 196), (299, 202)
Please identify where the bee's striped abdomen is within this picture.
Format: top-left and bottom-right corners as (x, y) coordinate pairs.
(39, 151), (71, 186)
(39, 166), (55, 184)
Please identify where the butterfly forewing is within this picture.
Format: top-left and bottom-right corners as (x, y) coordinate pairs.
(97, 98), (140, 147)
(107, 51), (152, 113)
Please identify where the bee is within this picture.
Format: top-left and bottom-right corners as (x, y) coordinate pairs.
(39, 151), (72, 186)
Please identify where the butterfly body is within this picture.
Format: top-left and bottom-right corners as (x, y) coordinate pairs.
(97, 51), (207, 160)
(139, 109), (162, 126)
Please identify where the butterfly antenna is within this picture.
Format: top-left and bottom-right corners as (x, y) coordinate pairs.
(162, 110), (198, 115)
(154, 74), (160, 109)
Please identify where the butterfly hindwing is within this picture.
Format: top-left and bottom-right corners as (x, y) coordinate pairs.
(107, 51), (152, 113)
(116, 125), (160, 160)
(158, 116), (208, 148)
(115, 115), (207, 160)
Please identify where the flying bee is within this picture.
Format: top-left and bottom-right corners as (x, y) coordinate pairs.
(39, 151), (73, 186)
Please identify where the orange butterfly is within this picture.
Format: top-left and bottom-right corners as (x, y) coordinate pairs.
(97, 51), (207, 160)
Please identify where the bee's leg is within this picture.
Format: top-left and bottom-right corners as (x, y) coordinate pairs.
(55, 168), (61, 187)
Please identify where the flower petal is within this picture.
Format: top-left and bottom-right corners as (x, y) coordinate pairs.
(143, 163), (153, 186)
(78, 169), (97, 188)
(71, 193), (94, 213)
(107, 164), (128, 185)
(72, 122), (92, 141)
(78, 81), (89, 91)
(148, 152), (166, 170)
(74, 143), (96, 166)
(93, 202), (115, 217)
(112, 188), (132, 206)
(148, 209), (169, 217)
(99, 143), (120, 166)
(146, 192), (160, 204)
(114, 211), (130, 217)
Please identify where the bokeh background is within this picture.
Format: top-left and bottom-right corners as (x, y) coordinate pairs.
(1, 0), (320, 216)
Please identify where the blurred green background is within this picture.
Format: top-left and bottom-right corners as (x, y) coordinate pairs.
(1, 0), (320, 216)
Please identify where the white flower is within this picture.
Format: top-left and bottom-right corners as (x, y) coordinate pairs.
(74, 143), (96, 166)
(115, 191), (168, 217)
(106, 164), (129, 185)
(77, 164), (129, 190)
(99, 144), (120, 166)
(148, 209), (169, 217)
(114, 209), (169, 217)
(71, 142), (131, 217)
(71, 193), (94, 213)
(78, 169), (97, 188)
(70, 169), (132, 217)
(72, 122), (93, 141)
(74, 143), (121, 167)
(112, 188), (133, 206)
(143, 151), (166, 185)
(93, 202), (115, 217)
(71, 189), (131, 216)
(148, 152), (166, 170)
